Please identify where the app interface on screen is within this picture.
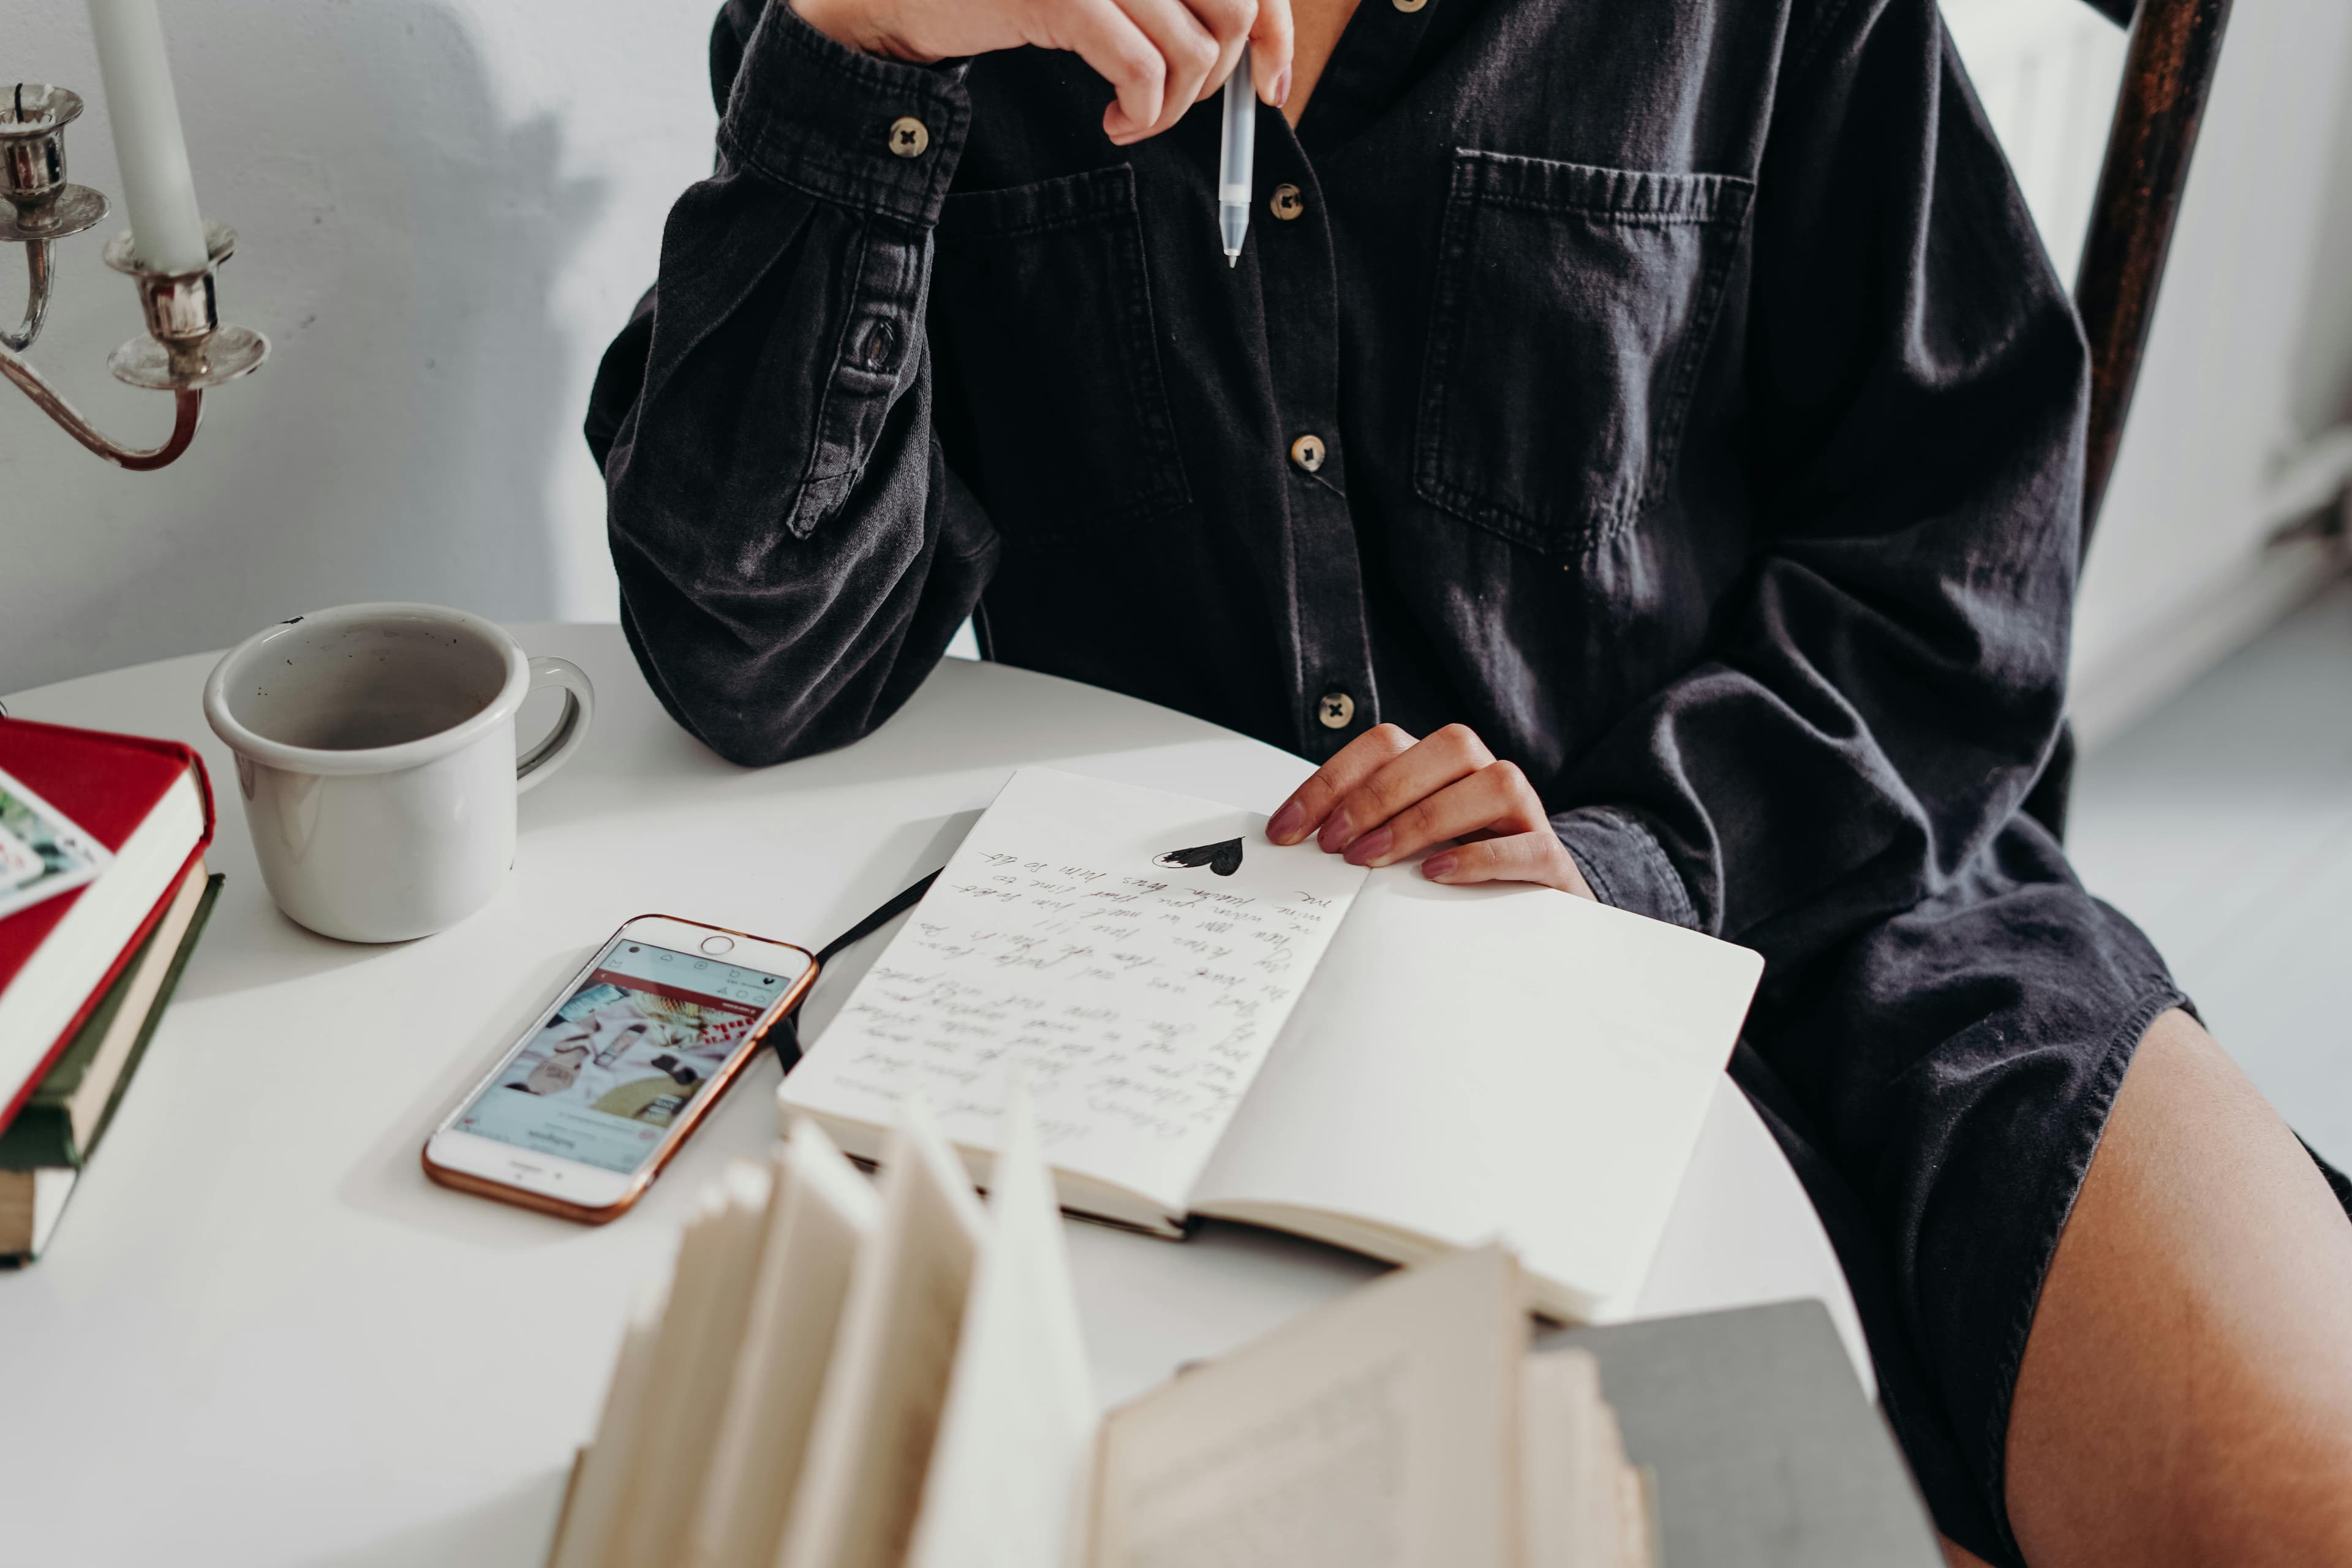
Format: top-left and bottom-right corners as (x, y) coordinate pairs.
(455, 941), (790, 1174)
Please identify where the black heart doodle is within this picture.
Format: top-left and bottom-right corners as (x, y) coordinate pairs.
(1154, 837), (1245, 877)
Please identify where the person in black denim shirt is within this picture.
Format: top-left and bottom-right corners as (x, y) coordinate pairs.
(586, 0), (2352, 1560)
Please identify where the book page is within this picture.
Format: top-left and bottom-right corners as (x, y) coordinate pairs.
(62, 857), (208, 1143)
(687, 1123), (882, 1568)
(780, 1097), (989, 1568)
(605, 1163), (775, 1568)
(1521, 1349), (1617, 1568)
(782, 769), (1367, 1218)
(546, 1285), (664, 1568)
(908, 1082), (1099, 1568)
(1087, 1244), (1525, 1568)
(586, 1183), (736, 1568)
(1189, 872), (1760, 1320)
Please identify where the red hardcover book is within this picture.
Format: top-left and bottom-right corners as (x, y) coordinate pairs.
(0, 718), (214, 1130)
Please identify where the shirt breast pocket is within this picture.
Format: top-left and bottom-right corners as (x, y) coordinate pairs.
(1414, 151), (1754, 557)
(933, 164), (1193, 543)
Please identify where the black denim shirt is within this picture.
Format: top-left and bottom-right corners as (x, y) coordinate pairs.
(587, 0), (2084, 986)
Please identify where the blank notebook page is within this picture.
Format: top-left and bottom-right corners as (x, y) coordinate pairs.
(1188, 870), (1760, 1321)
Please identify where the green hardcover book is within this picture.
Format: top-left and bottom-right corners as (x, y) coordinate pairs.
(0, 871), (219, 1264)
(0, 870), (222, 1170)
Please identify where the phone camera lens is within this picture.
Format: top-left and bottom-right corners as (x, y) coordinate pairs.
(628, 945), (639, 952)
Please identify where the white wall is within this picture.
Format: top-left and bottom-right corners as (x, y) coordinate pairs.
(1947, 0), (2352, 744)
(4, 0), (2351, 717)
(1, 0), (717, 693)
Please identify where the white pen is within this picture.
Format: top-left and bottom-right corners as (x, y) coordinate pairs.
(1217, 53), (1256, 267)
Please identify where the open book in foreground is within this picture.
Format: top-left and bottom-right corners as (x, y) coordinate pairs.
(780, 767), (1764, 1321)
(546, 1094), (1659, 1568)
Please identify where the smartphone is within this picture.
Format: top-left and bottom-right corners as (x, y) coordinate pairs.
(422, 915), (816, 1223)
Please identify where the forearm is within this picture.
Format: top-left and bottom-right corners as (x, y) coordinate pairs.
(591, 2), (992, 766)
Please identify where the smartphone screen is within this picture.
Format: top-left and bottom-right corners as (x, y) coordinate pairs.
(450, 938), (793, 1175)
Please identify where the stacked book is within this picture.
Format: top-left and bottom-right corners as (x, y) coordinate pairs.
(547, 1090), (1660, 1568)
(0, 717), (217, 1264)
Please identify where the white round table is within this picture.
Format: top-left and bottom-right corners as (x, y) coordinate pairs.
(0, 627), (1864, 1567)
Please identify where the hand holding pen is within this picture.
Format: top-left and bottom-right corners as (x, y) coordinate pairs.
(795, 0), (1294, 148)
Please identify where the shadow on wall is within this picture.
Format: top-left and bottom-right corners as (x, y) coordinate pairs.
(1, 0), (612, 692)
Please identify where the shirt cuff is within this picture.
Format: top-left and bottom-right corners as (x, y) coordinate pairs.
(720, 3), (971, 228)
(1550, 805), (1701, 932)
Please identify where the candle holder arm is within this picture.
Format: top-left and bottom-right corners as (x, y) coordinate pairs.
(3, 235), (50, 353)
(0, 342), (202, 469)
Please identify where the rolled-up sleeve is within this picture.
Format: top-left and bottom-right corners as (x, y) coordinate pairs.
(587, 0), (998, 766)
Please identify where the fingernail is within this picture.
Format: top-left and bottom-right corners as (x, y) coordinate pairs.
(1267, 801), (1304, 843)
(1346, 827), (1392, 865)
(1270, 65), (1292, 107)
(1422, 852), (1458, 880)
(1317, 810), (1352, 852)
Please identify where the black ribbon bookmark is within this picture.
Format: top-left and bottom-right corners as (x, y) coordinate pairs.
(768, 869), (943, 1071)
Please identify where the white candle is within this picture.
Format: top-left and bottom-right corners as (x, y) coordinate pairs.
(86, 0), (208, 272)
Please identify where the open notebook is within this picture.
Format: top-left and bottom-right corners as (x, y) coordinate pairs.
(780, 767), (1763, 1321)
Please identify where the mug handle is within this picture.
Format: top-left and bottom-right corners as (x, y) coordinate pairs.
(517, 655), (595, 794)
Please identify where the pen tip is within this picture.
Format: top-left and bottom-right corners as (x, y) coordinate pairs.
(1227, 252), (1240, 268)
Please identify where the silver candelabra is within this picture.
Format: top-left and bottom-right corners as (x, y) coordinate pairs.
(1, 82), (266, 470)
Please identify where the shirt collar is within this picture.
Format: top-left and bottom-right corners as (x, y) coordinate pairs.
(1295, 0), (1465, 159)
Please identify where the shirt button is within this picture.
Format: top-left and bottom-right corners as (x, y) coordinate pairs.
(1289, 433), (1327, 473)
(888, 116), (930, 157)
(1317, 691), (1356, 730)
(1393, 0), (1428, 11)
(1270, 183), (1305, 221)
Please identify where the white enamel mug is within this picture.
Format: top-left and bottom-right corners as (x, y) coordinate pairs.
(203, 603), (595, 943)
